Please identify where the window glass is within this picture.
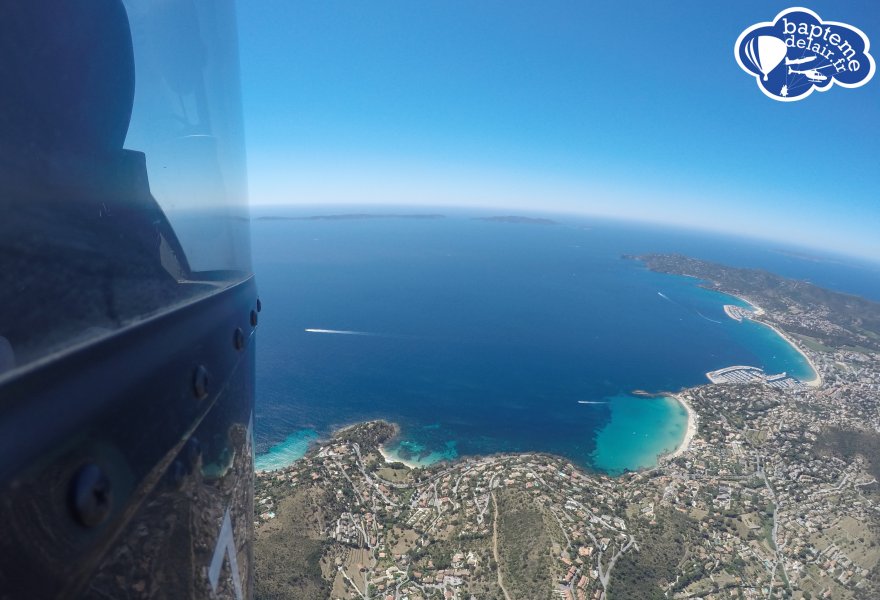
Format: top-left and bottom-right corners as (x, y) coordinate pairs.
(0, 0), (250, 378)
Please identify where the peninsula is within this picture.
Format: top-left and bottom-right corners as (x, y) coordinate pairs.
(254, 256), (880, 599)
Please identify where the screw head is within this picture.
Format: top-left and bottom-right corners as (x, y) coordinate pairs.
(256, 298), (262, 313)
(250, 310), (258, 327)
(69, 463), (113, 528)
(193, 365), (209, 400)
(233, 327), (245, 350)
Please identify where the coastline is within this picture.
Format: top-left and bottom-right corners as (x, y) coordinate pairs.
(258, 401), (700, 476)
(378, 444), (423, 470)
(255, 304), (807, 475)
(664, 394), (698, 461)
(759, 321), (823, 388)
(254, 428), (320, 472)
(725, 293), (822, 388)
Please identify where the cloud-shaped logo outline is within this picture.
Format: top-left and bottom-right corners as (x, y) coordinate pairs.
(734, 6), (875, 102)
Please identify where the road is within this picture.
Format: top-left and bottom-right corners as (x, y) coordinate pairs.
(491, 491), (513, 600)
(590, 531), (637, 600)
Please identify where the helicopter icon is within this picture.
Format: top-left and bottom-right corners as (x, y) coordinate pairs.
(788, 64), (834, 83)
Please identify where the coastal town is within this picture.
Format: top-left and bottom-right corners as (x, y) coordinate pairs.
(253, 256), (880, 600)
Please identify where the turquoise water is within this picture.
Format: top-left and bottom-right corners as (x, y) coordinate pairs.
(590, 395), (687, 475)
(383, 438), (460, 467)
(739, 319), (815, 381)
(251, 211), (819, 472)
(254, 428), (319, 472)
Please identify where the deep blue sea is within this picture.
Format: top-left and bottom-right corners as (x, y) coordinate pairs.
(250, 207), (879, 474)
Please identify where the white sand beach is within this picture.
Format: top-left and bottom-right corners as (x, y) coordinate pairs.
(665, 394), (698, 460)
(726, 295), (822, 388)
(761, 321), (823, 387)
(378, 445), (421, 470)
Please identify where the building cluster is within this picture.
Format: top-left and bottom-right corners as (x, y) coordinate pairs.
(643, 339), (880, 598)
(255, 300), (880, 599)
(706, 365), (806, 390)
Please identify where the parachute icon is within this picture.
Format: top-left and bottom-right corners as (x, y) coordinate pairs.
(744, 35), (787, 81)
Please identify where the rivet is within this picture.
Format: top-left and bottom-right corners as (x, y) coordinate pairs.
(69, 463), (113, 528)
(250, 310), (258, 327)
(256, 298), (262, 313)
(233, 327), (245, 350)
(193, 365), (209, 400)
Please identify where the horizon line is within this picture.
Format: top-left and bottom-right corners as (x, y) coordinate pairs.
(245, 201), (880, 267)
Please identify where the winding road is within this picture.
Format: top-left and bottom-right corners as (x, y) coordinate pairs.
(491, 491), (513, 600)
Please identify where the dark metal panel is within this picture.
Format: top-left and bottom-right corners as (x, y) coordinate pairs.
(0, 278), (258, 599)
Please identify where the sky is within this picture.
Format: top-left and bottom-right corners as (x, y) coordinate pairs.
(236, 1), (880, 259)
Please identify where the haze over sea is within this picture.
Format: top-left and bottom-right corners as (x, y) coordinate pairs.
(252, 207), (880, 475)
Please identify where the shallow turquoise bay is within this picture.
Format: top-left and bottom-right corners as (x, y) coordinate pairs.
(251, 212), (817, 474)
(590, 395), (687, 475)
(254, 429), (319, 472)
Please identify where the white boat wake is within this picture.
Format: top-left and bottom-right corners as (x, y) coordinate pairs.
(577, 400), (607, 405)
(695, 311), (723, 324)
(304, 328), (373, 336)
(658, 292), (723, 324)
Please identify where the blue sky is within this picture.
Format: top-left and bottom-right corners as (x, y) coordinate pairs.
(237, 1), (880, 259)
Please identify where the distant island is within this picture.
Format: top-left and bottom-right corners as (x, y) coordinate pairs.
(254, 255), (880, 599)
(473, 215), (558, 225)
(257, 213), (446, 221)
(773, 248), (851, 265)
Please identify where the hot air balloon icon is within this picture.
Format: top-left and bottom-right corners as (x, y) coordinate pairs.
(743, 35), (788, 81)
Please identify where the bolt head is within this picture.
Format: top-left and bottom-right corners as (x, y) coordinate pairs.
(69, 463), (113, 528)
(193, 365), (209, 400)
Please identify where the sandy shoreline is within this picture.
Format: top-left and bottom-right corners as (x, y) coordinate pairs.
(760, 321), (823, 387)
(378, 445), (423, 470)
(664, 394), (698, 461)
(262, 402), (698, 474)
(726, 294), (822, 388)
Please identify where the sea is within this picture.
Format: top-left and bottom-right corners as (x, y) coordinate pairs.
(250, 207), (880, 475)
